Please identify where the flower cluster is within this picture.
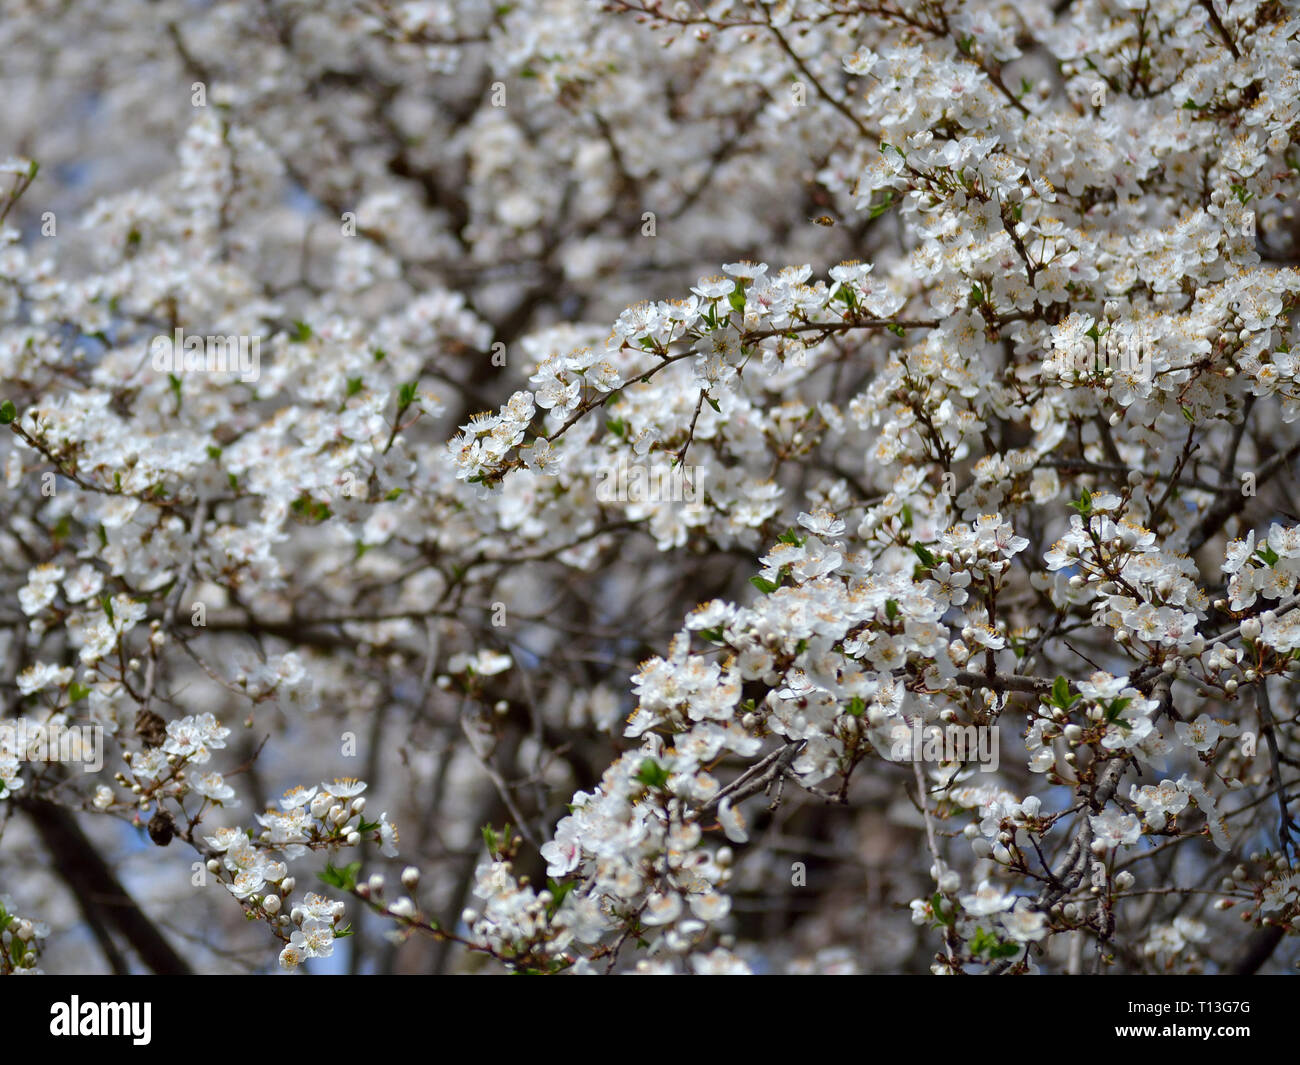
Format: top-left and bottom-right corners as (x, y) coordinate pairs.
(2, 0), (1299, 976)
(0, 897), (48, 975)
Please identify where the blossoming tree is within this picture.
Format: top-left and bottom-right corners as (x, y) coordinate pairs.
(1, 0), (1299, 974)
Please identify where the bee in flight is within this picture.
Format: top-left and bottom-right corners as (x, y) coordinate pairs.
(810, 214), (836, 227)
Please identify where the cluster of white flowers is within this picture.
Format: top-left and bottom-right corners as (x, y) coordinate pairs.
(0, 896), (49, 975)
(0, 0), (1299, 974)
(202, 779), (399, 969)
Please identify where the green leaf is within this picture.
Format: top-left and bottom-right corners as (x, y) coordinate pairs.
(545, 878), (575, 918)
(728, 283), (747, 313)
(635, 758), (670, 789)
(290, 494), (332, 523)
(971, 926), (1020, 959)
(606, 416), (626, 438)
(1068, 486), (1093, 517)
(346, 376), (364, 398)
(931, 891), (954, 926)
(705, 394), (721, 414)
(0, 400), (15, 425)
(67, 682), (91, 704)
(1105, 697), (1132, 728)
(846, 695), (866, 717)
(318, 861), (362, 892)
(868, 190), (895, 219)
(885, 599), (899, 620)
(1050, 675), (1080, 709)
(750, 575), (780, 595)
(290, 320), (313, 342)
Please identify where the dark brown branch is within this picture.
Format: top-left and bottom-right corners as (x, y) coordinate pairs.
(18, 797), (192, 975)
